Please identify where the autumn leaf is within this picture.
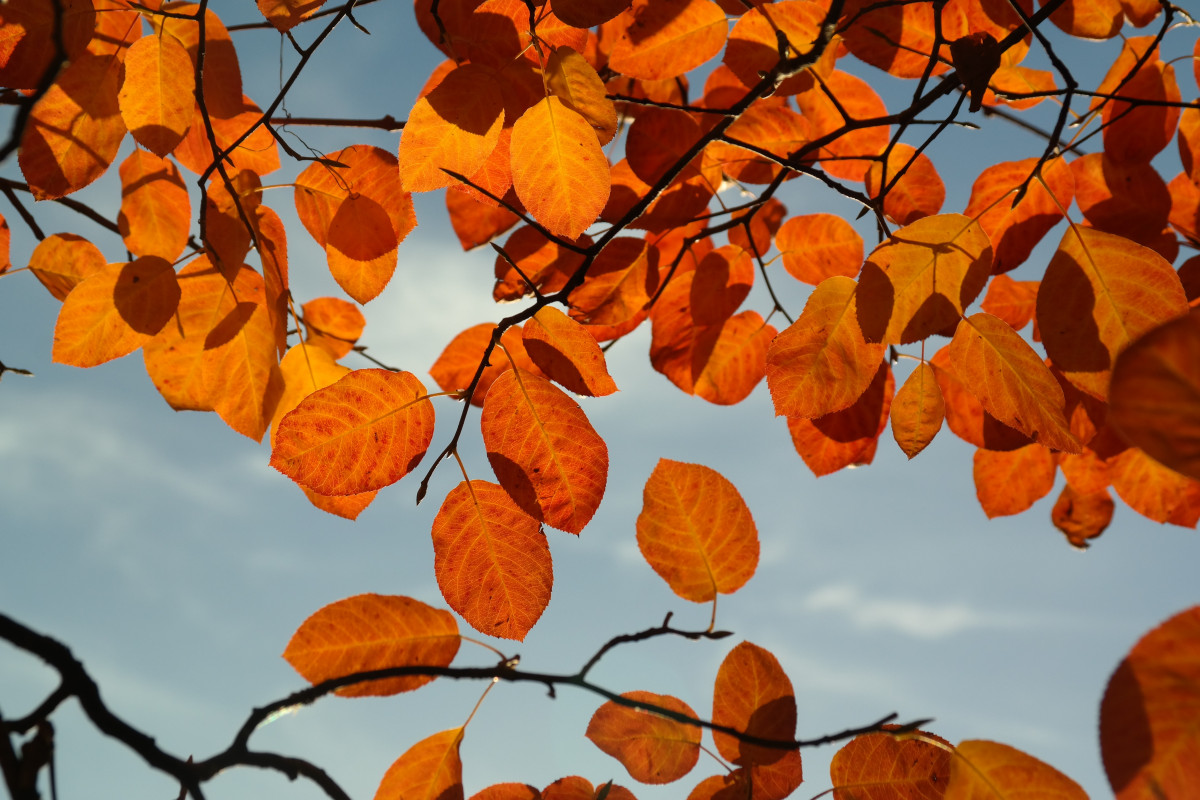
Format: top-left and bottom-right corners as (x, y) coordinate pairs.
(864, 144), (946, 225)
(374, 727), (465, 800)
(257, 0), (328, 32)
(608, 0), (727, 82)
(724, 1), (826, 95)
(891, 361), (945, 459)
(830, 726), (951, 799)
(973, 445), (1057, 518)
(788, 362), (893, 477)
(546, 46), (617, 145)
(29, 233), (105, 301)
(270, 369), (436, 495)
(270, 343), (351, 446)
(929, 345), (1034, 452)
(1051, 484), (1114, 549)
(1100, 605), (1200, 800)
(301, 297), (365, 361)
(1107, 446), (1200, 528)
(117, 34), (195, 156)
(947, 740), (1087, 800)
(964, 157), (1074, 274)
(775, 214), (864, 286)
(481, 368), (608, 534)
(586, 691), (702, 784)
(429, 323), (543, 407)
(117, 151), (190, 262)
(431, 480), (551, 641)
(523, 306), (618, 397)
(636, 459), (759, 603)
(283, 594), (460, 696)
(712, 641), (797, 767)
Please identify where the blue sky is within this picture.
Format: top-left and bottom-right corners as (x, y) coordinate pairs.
(3, 3), (1200, 799)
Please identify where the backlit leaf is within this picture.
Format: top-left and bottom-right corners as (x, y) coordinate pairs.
(143, 255), (224, 411)
(608, 0), (727, 82)
(973, 444), (1056, 518)
(53, 257), (180, 368)
(432, 480), (550, 641)
(469, 784), (539, 800)
(1108, 445), (1200, 528)
(547, 46), (617, 145)
(929, 345), (1033, 452)
(447, 189), (520, 251)
(153, 2), (242, 117)
(1037, 225), (1187, 400)
(430, 323), (543, 407)
(787, 362), (894, 477)
(400, 63), (505, 192)
(1071, 154), (1171, 250)
(1051, 484), (1113, 549)
(946, 741), (1086, 800)
(117, 151), (190, 262)
(1047, 0), (1122, 38)
(494, 225), (590, 302)
(587, 691), (702, 784)
(481, 368), (608, 534)
(794, 70), (890, 182)
(724, 1), (826, 95)
(829, 726), (951, 800)
(864, 144), (946, 226)
(511, 96), (610, 239)
(0, 0), (95, 89)
(841, 0), (960, 78)
(301, 485), (378, 521)
(637, 459), (758, 603)
(523, 306), (618, 397)
(948, 314), (1079, 453)
(692, 312), (775, 406)
(1109, 310), (1200, 481)
(1099, 39), (1180, 165)
(301, 297), (365, 361)
(271, 369), (435, 495)
(891, 361), (944, 459)
(712, 641), (797, 767)
(1100, 605), (1200, 800)
(980, 275), (1039, 333)
(856, 213), (992, 345)
(257, 0), (327, 32)
(374, 727), (464, 800)
(776, 214), (864, 285)
(964, 157), (1073, 274)
(270, 343), (351, 447)
(570, 237), (656, 327)
(767, 276), (887, 419)
(691, 246), (753, 326)
(172, 94), (280, 177)
(283, 594), (460, 697)
(29, 233), (105, 301)
(118, 34), (195, 156)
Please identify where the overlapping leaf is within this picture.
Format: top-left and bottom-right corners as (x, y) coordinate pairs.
(301, 297), (365, 360)
(712, 641), (797, 767)
(374, 727), (464, 800)
(964, 157), (1073, 274)
(117, 34), (194, 156)
(117, 151), (190, 262)
(787, 362), (893, 477)
(973, 445), (1057, 518)
(1051, 484), (1114, 549)
(523, 307), (618, 397)
(29, 233), (105, 301)
(776, 214), (864, 285)
(608, 0), (727, 82)
(829, 727), (951, 800)
(430, 323), (543, 406)
(283, 594), (460, 696)
(586, 691), (702, 784)
(947, 740), (1087, 800)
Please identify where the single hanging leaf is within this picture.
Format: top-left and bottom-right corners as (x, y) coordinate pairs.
(973, 445), (1057, 518)
(546, 46), (617, 145)
(891, 361), (945, 458)
(481, 368), (608, 534)
(117, 151), (191, 262)
(523, 307), (618, 397)
(787, 362), (894, 477)
(1108, 310), (1200, 480)
(399, 63), (505, 192)
(53, 258), (180, 368)
(431, 480), (551, 641)
(117, 34), (195, 156)
(948, 314), (1080, 453)
(271, 369), (434, 495)
(608, 0), (728, 82)
(712, 641), (797, 767)
(964, 157), (1074, 274)
(1038, 226), (1187, 401)
(855, 213), (993, 345)
(284, 594), (460, 696)
(29, 233), (105, 301)
(1101, 605), (1200, 800)
(636, 459), (759, 603)
(1051, 484), (1114, 549)
(766, 276), (887, 419)
(775, 214), (864, 286)
(586, 691), (702, 784)
(1107, 446), (1200, 528)
(829, 726), (951, 800)
(947, 740), (1087, 800)
(374, 726), (464, 800)
(511, 96), (610, 239)
(301, 297), (365, 361)
(257, 0), (328, 32)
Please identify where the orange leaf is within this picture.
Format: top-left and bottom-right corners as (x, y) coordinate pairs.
(775, 214), (864, 285)
(430, 323), (543, 407)
(948, 314), (1079, 453)
(841, 0), (959, 78)
(0, 0), (95, 89)
(586, 691), (702, 784)
(692, 312), (775, 406)
(856, 213), (992, 345)
(53, 257), (180, 368)
(270, 343), (351, 447)
(1099, 40), (1180, 165)
(891, 361), (945, 459)
(19, 52), (127, 200)
(294, 145), (416, 303)
(431, 480), (551, 641)
(301, 297), (365, 361)
(787, 362), (894, 477)
(1101, 605), (1200, 799)
(1037, 226), (1188, 400)
(1109, 310), (1200, 481)
(691, 246), (753, 326)
(400, 63), (505, 192)
(1047, 0), (1122, 38)
(547, 46), (617, 145)
(964, 156), (1073, 274)
(1108, 446), (1200, 528)
(794, 69), (890, 182)
(715, 101), (811, 185)
(374, 726), (464, 800)
(553, 0), (627, 27)
(723, 1), (827, 95)
(283, 594), (459, 696)
(0, 215), (8, 275)
(447, 190), (520, 251)
(300, 485), (378, 521)
(980, 274), (1039, 333)
(973, 444), (1057, 518)
(627, 108), (704, 187)
(864, 143), (946, 225)
(1071, 154), (1171, 250)
(142, 255), (225, 412)
(494, 225), (590, 302)
(511, 96), (610, 239)
(202, 170), (257, 272)
(271, 369), (434, 495)
(256, 0), (327, 32)
(172, 94), (280, 177)
(830, 727), (951, 799)
(469, 784), (539, 800)
(636, 459), (758, 603)
(947, 740), (1087, 800)
(929, 345), (1034, 452)
(570, 237), (656, 327)
(253, 206), (290, 359)
(608, 0), (727, 82)
(523, 307), (618, 397)
(481, 368), (608, 534)
(29, 233), (105, 301)
(767, 276), (887, 419)
(1051, 484), (1113, 549)
(712, 641), (797, 767)
(117, 151), (190, 262)
(153, 2), (243, 118)
(117, 34), (195, 156)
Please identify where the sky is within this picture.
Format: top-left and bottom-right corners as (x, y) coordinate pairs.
(2, 3), (1200, 800)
